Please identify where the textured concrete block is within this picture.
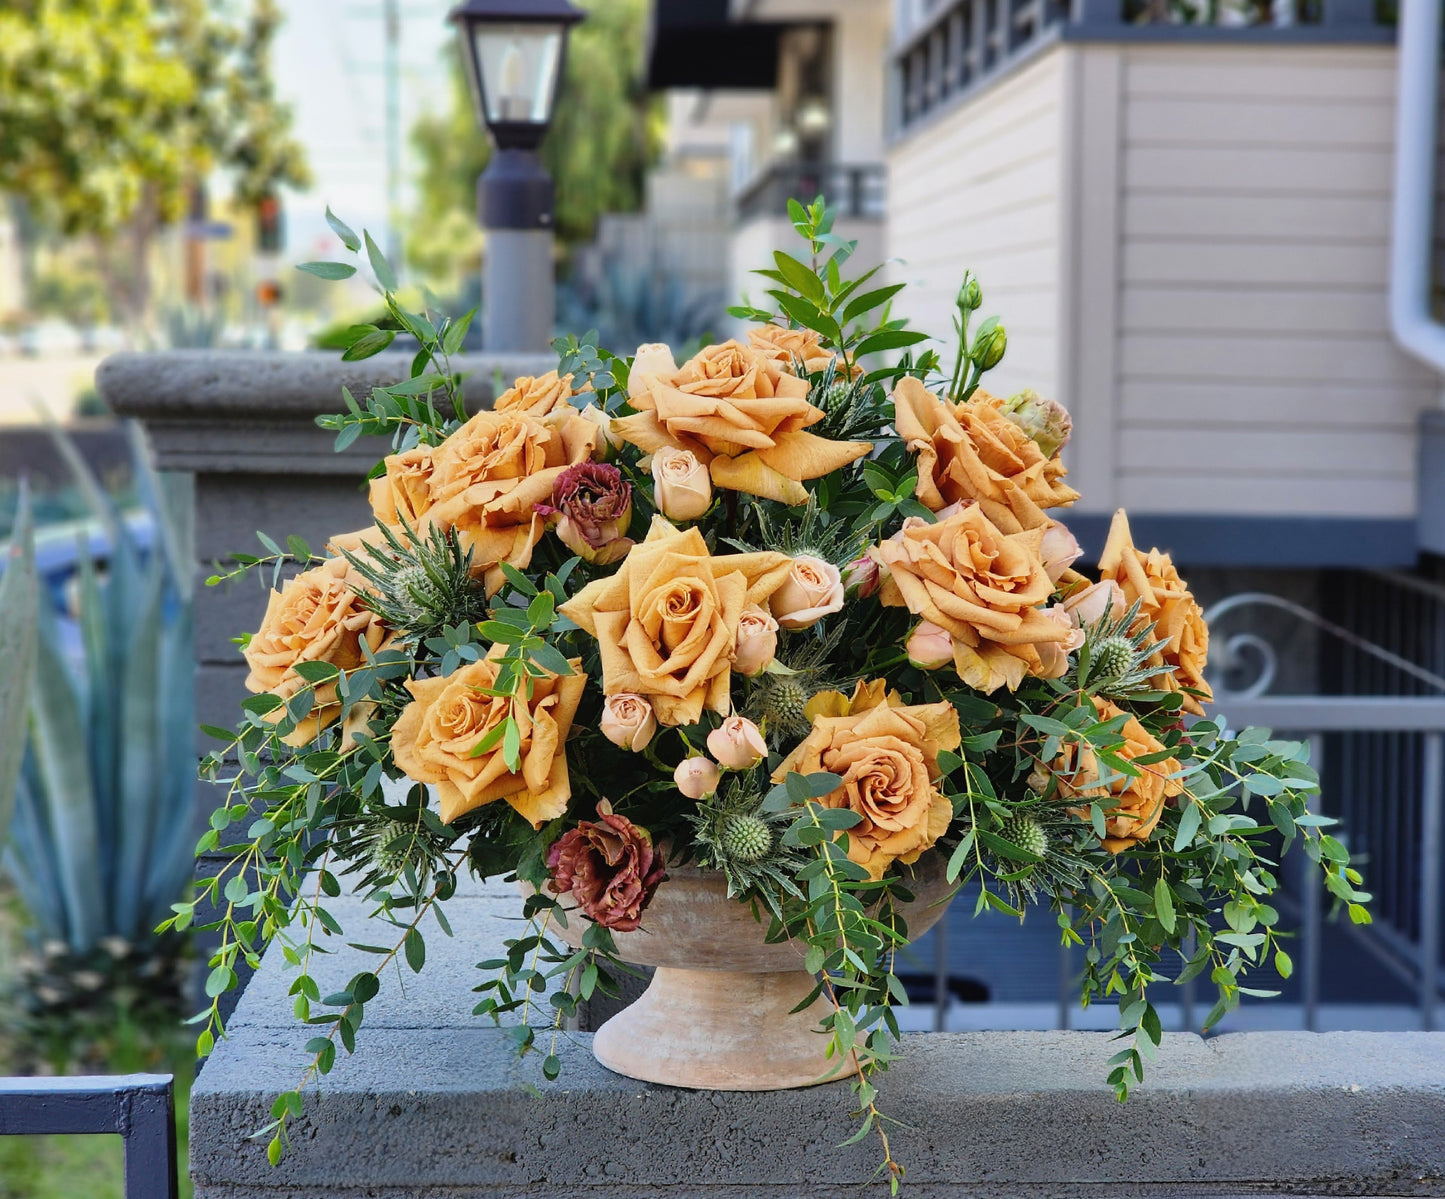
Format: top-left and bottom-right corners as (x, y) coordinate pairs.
(190, 881), (1445, 1198)
(195, 474), (372, 570)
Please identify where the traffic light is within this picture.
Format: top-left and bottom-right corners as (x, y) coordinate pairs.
(257, 194), (284, 254)
(257, 280), (283, 308)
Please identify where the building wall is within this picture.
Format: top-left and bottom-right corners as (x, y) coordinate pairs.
(884, 50), (1066, 404)
(730, 215), (887, 325)
(885, 39), (1443, 524)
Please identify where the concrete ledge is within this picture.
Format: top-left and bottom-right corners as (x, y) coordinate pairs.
(191, 886), (1445, 1197)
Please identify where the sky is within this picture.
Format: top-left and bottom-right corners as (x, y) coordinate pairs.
(269, 0), (467, 263)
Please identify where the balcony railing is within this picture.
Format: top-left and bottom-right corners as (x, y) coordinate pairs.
(735, 162), (886, 224)
(895, 0), (1394, 134)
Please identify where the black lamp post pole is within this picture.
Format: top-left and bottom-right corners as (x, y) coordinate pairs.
(479, 147), (555, 352)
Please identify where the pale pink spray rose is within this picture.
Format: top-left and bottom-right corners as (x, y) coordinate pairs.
(1034, 604), (1088, 679)
(842, 554), (880, 600)
(1039, 521), (1083, 585)
(906, 620), (955, 670)
(706, 716), (768, 770)
(674, 756), (721, 800)
(1064, 579), (1127, 629)
(599, 693), (657, 752)
(579, 404), (623, 459)
(651, 447), (713, 522)
(771, 555), (844, 630)
(628, 342), (679, 398)
(732, 605), (779, 677)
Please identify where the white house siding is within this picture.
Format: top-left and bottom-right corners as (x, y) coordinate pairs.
(1112, 42), (1438, 518)
(885, 38), (1443, 524)
(885, 50), (1066, 406)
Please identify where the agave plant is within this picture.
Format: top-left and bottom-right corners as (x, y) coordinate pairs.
(0, 422), (195, 955)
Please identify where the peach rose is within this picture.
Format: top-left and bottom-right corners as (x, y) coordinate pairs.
(558, 517), (793, 726)
(1053, 698), (1183, 853)
(368, 445), (437, 528)
(493, 370), (578, 417)
(1063, 578), (1127, 628)
(870, 503), (1076, 693)
(707, 716), (768, 770)
(906, 621), (955, 670)
(1097, 509), (1213, 715)
(746, 322), (853, 377)
(390, 646), (585, 827)
(1040, 520), (1083, 584)
(599, 693), (657, 753)
(892, 376), (1079, 533)
(675, 756), (721, 799)
(613, 339), (872, 506)
(579, 403), (622, 457)
(628, 342), (680, 398)
(421, 407), (595, 594)
(771, 555), (844, 630)
(732, 604), (779, 676)
(651, 446), (713, 522)
(243, 557), (393, 748)
(774, 685), (962, 880)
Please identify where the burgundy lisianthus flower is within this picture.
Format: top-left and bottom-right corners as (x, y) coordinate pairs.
(545, 804), (665, 932)
(535, 462), (634, 565)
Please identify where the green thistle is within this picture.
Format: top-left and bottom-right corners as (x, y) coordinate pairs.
(371, 820), (416, 875)
(686, 784), (805, 918)
(336, 519), (490, 642)
(1090, 635), (1134, 683)
(719, 813), (773, 863)
(999, 815), (1048, 860)
(754, 673), (812, 744)
(1074, 597), (1175, 703)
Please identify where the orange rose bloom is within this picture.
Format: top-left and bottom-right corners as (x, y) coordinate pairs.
(746, 322), (856, 378)
(1096, 509), (1212, 715)
(558, 516), (793, 726)
(774, 681), (961, 880)
(390, 647), (585, 828)
(368, 445), (437, 528)
(493, 370), (579, 418)
(243, 557), (394, 748)
(870, 504), (1076, 693)
(892, 376), (1078, 533)
(1053, 699), (1184, 853)
(612, 339), (872, 506)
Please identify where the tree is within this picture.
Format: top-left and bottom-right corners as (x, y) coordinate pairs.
(0, 0), (310, 329)
(407, 0), (662, 293)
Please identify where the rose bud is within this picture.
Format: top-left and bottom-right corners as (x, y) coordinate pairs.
(1064, 579), (1127, 629)
(771, 555), (844, 630)
(1039, 520), (1083, 584)
(906, 620), (954, 670)
(969, 319), (1007, 371)
(842, 554), (880, 600)
(674, 756), (721, 799)
(629, 342), (679, 398)
(1001, 389), (1073, 458)
(599, 693), (657, 752)
(536, 462), (634, 566)
(707, 716), (768, 771)
(545, 802), (665, 932)
(732, 605), (779, 676)
(1027, 765), (1052, 795)
(651, 447), (713, 522)
(1034, 604), (1086, 680)
(578, 403), (622, 459)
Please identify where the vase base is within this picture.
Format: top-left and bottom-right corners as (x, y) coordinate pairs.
(592, 966), (843, 1090)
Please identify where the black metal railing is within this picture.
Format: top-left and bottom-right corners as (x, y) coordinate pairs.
(735, 162), (886, 224)
(0, 1074), (178, 1198)
(895, 0), (1393, 133)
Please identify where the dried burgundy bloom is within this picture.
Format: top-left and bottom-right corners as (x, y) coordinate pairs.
(545, 803), (665, 932)
(536, 462), (634, 565)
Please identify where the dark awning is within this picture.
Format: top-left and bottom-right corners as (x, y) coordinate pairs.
(645, 0), (788, 90)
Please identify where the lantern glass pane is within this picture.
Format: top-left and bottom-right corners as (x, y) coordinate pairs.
(471, 23), (563, 124)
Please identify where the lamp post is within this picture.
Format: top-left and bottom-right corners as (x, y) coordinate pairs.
(448, 0), (584, 352)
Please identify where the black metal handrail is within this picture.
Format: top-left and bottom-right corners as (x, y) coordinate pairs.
(895, 0), (1393, 134)
(0, 1073), (178, 1199)
(735, 161), (886, 224)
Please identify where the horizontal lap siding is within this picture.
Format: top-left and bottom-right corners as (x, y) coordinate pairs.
(886, 53), (1065, 401)
(1116, 43), (1434, 520)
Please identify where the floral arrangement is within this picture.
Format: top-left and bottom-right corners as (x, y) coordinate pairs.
(172, 203), (1369, 1187)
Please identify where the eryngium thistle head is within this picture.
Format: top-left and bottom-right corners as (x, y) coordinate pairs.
(1091, 634), (1135, 683)
(719, 813), (773, 863)
(1001, 389), (1072, 458)
(999, 815), (1048, 860)
(392, 564), (443, 617)
(755, 674), (811, 742)
(372, 820), (416, 875)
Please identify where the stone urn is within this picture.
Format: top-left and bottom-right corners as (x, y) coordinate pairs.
(536, 853), (957, 1091)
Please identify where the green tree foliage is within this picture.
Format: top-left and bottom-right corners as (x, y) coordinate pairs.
(407, 0), (663, 291)
(0, 0), (310, 325)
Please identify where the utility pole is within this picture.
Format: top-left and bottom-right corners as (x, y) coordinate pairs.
(384, 0), (402, 268)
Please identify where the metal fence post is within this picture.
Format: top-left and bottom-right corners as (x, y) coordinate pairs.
(1421, 732), (1442, 1031)
(1303, 735), (1324, 1032)
(933, 910), (951, 1031)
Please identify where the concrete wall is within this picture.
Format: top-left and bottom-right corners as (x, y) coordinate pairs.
(885, 39), (1444, 526)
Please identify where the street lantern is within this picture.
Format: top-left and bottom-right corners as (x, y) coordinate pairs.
(448, 0), (584, 352)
